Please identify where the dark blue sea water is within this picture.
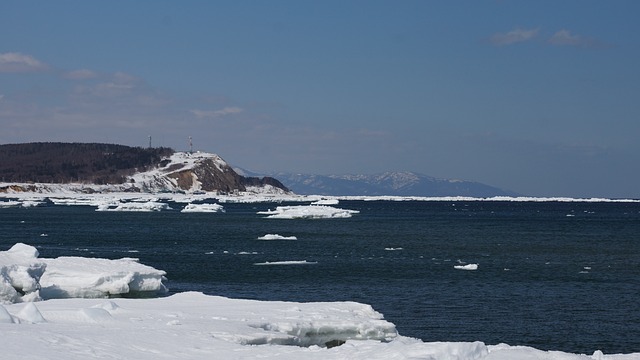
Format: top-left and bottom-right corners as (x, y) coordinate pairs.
(1, 200), (639, 354)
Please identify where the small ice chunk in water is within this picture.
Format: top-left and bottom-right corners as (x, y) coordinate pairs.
(454, 264), (478, 271)
(257, 234), (297, 240)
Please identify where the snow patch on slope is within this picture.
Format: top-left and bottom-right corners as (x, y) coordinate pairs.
(128, 151), (228, 193)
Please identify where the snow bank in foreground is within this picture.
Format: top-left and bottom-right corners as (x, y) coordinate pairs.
(0, 244), (166, 304)
(258, 205), (359, 219)
(0, 292), (638, 359)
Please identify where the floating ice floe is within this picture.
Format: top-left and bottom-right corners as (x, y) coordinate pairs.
(1, 200), (23, 207)
(0, 200), (22, 208)
(95, 201), (172, 212)
(49, 197), (106, 206)
(310, 198), (340, 205)
(0, 200), (44, 208)
(181, 203), (225, 213)
(257, 234), (298, 240)
(258, 205), (359, 219)
(253, 260), (318, 266)
(454, 264), (479, 271)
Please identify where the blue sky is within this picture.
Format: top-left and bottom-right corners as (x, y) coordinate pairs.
(1, 1), (639, 198)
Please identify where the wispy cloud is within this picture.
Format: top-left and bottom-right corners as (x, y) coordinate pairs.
(63, 69), (99, 80)
(548, 29), (600, 48)
(490, 28), (539, 46)
(190, 107), (244, 119)
(0, 52), (49, 73)
(74, 72), (141, 98)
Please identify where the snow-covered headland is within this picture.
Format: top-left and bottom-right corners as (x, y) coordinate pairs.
(0, 150), (291, 197)
(0, 243), (638, 359)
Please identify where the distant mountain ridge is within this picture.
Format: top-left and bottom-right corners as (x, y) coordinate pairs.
(262, 171), (518, 197)
(0, 142), (289, 194)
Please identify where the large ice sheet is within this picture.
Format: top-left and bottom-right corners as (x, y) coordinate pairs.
(39, 256), (167, 299)
(0, 244), (166, 303)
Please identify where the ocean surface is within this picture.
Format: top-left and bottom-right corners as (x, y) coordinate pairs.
(1, 200), (639, 354)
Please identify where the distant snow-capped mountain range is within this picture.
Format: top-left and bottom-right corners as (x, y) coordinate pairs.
(235, 169), (518, 197)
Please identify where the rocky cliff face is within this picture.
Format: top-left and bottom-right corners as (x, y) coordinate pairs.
(129, 151), (289, 194)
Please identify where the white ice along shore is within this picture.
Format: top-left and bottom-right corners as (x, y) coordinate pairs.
(0, 244), (639, 359)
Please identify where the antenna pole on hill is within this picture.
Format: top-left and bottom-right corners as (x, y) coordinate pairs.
(148, 135), (152, 149)
(189, 136), (193, 154)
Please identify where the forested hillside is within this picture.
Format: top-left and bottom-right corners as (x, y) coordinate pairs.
(0, 142), (173, 184)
